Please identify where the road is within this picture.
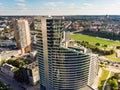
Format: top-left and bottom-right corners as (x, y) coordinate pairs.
(65, 21), (72, 29)
(103, 66), (120, 73)
(0, 71), (40, 90)
(0, 71), (22, 90)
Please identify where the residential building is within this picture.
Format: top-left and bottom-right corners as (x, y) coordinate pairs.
(14, 19), (31, 55)
(1, 63), (16, 78)
(23, 61), (39, 86)
(36, 17), (98, 90)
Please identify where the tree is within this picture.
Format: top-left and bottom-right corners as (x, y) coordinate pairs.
(110, 49), (114, 54)
(116, 46), (120, 49)
(95, 43), (100, 46)
(0, 59), (5, 66)
(0, 81), (12, 90)
(7, 58), (25, 68)
(103, 44), (107, 47)
(108, 78), (118, 90)
(94, 47), (99, 52)
(14, 68), (24, 83)
(113, 73), (120, 79)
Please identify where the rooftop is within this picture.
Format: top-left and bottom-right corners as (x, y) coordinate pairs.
(2, 63), (16, 71)
(26, 61), (38, 70)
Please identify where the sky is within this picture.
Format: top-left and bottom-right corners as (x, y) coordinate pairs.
(0, 0), (120, 15)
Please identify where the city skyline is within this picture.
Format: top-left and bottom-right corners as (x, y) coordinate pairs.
(0, 0), (120, 15)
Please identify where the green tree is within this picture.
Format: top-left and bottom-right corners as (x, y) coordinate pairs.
(95, 43), (100, 46)
(7, 58), (25, 68)
(0, 59), (5, 66)
(108, 78), (118, 90)
(116, 46), (120, 49)
(0, 81), (12, 90)
(14, 68), (24, 83)
(113, 73), (120, 79)
(103, 44), (107, 47)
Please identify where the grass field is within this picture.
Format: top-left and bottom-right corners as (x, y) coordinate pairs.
(99, 70), (109, 87)
(70, 34), (120, 46)
(105, 54), (120, 62)
(98, 69), (113, 90)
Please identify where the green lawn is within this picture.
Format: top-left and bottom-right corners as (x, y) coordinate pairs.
(98, 69), (114, 90)
(104, 54), (120, 62)
(98, 69), (112, 90)
(70, 34), (120, 46)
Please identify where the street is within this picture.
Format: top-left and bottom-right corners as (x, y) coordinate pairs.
(0, 71), (40, 90)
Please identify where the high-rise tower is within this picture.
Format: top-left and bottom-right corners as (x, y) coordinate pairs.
(14, 19), (31, 54)
(36, 17), (98, 90)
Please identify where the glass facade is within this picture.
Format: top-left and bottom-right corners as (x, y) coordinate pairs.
(36, 17), (97, 90)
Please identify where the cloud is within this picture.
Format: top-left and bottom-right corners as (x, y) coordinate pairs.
(83, 3), (93, 7)
(16, 3), (26, 7)
(1, 0), (120, 15)
(43, 2), (64, 7)
(0, 3), (3, 6)
(0, 3), (4, 8)
(15, 0), (26, 2)
(67, 3), (81, 9)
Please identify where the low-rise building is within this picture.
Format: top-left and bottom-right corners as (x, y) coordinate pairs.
(116, 50), (120, 58)
(23, 61), (39, 86)
(1, 63), (16, 78)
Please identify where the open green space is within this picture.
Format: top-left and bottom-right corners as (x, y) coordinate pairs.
(104, 54), (120, 62)
(99, 70), (109, 87)
(71, 34), (120, 62)
(70, 34), (120, 46)
(98, 69), (114, 90)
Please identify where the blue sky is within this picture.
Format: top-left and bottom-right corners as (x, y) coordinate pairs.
(0, 0), (120, 15)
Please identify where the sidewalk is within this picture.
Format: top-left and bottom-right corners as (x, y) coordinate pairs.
(91, 68), (102, 90)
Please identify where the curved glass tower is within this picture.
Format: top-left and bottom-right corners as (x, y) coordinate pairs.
(36, 17), (98, 90)
(53, 47), (91, 90)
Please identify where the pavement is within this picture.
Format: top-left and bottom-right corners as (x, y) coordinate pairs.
(91, 68), (102, 90)
(0, 71), (40, 90)
(92, 66), (120, 90)
(103, 66), (120, 73)
(0, 71), (22, 90)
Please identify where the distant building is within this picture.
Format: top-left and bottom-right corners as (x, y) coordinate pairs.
(14, 19), (31, 55)
(116, 50), (120, 58)
(61, 30), (70, 47)
(23, 61), (39, 86)
(1, 63), (16, 78)
(0, 50), (20, 61)
(0, 27), (4, 31)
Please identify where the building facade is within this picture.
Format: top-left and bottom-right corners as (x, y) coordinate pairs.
(36, 17), (98, 90)
(23, 61), (39, 85)
(1, 63), (16, 78)
(14, 19), (31, 54)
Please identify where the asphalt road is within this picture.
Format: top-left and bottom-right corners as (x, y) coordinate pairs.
(0, 71), (40, 90)
(0, 71), (22, 90)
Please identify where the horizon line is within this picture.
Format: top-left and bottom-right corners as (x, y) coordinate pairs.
(1, 14), (120, 16)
